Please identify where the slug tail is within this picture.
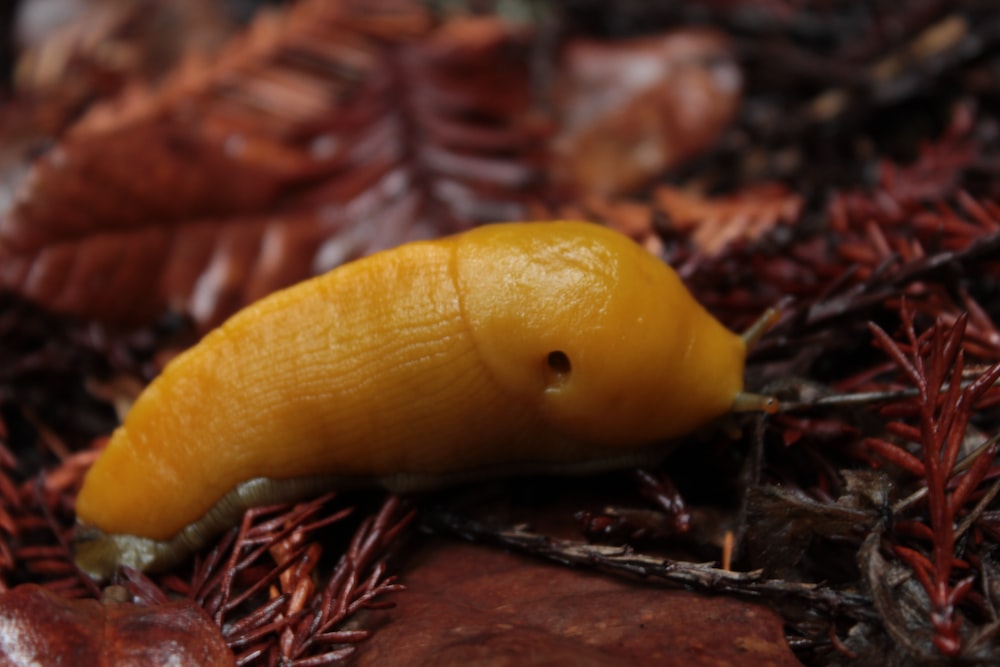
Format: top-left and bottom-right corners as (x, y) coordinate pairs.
(74, 475), (360, 579)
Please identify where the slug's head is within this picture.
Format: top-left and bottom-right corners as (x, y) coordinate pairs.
(454, 221), (758, 447)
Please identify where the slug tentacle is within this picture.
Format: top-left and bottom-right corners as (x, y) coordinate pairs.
(75, 221), (775, 579)
(741, 306), (782, 348)
(730, 392), (779, 413)
(733, 306), (782, 413)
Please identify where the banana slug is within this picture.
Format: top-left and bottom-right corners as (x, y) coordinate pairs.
(74, 221), (776, 579)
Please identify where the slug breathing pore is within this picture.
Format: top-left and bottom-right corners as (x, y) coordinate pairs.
(74, 221), (776, 579)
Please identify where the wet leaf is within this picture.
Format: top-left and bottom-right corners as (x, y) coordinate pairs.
(0, 583), (235, 666)
(355, 539), (801, 667)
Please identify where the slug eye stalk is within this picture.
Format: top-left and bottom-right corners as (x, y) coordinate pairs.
(733, 306), (782, 414)
(741, 306), (782, 348)
(731, 392), (779, 414)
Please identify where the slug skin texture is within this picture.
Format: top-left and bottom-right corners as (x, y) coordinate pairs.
(74, 221), (747, 577)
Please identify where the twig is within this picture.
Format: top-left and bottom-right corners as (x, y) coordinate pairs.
(421, 508), (877, 622)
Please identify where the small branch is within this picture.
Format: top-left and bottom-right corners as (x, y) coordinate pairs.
(421, 508), (877, 622)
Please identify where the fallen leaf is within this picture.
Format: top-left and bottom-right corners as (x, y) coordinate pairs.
(0, 584), (235, 666)
(14, 0), (232, 97)
(354, 539), (802, 667)
(0, 1), (544, 329)
(553, 30), (742, 197)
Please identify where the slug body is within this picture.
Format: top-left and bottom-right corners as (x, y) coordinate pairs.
(75, 221), (752, 577)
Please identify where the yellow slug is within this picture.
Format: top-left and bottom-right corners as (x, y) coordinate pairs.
(74, 221), (774, 578)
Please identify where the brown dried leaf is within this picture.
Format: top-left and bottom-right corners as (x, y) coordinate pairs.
(0, 1), (236, 230)
(355, 539), (801, 667)
(0, 584), (235, 666)
(0, 1), (544, 329)
(655, 182), (803, 255)
(14, 0), (232, 97)
(553, 30), (742, 197)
